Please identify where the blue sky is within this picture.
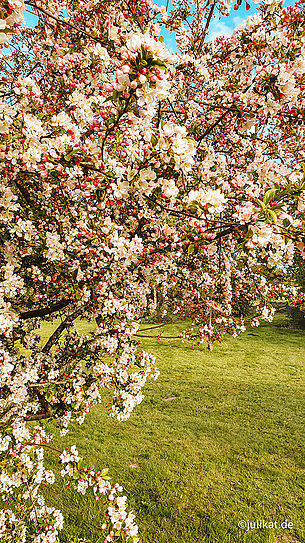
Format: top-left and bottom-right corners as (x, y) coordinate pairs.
(24, 0), (296, 48)
(155, 0), (296, 48)
(206, 0), (296, 40)
(23, 4), (251, 43)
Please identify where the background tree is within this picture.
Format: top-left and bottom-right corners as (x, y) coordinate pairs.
(287, 252), (305, 327)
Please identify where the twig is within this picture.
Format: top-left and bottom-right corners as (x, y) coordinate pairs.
(197, 1), (216, 52)
(25, 2), (106, 43)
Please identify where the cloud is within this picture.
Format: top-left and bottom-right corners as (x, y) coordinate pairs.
(160, 28), (178, 53)
(232, 15), (245, 25)
(207, 19), (235, 41)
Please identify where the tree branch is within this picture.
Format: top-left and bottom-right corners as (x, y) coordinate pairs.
(26, 411), (54, 421)
(42, 306), (85, 353)
(20, 299), (72, 320)
(135, 334), (180, 338)
(197, 1), (216, 53)
(13, 177), (37, 211)
(197, 109), (231, 144)
(25, 2), (106, 43)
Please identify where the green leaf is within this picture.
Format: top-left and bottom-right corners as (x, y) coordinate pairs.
(151, 134), (158, 148)
(14, 119), (24, 128)
(187, 202), (198, 214)
(64, 152), (73, 161)
(72, 268), (79, 281)
(188, 243), (194, 255)
(112, 90), (120, 101)
(268, 209), (278, 225)
(263, 188), (277, 205)
(140, 46), (146, 60)
(151, 59), (167, 69)
(254, 198), (265, 210)
(0, 28), (13, 35)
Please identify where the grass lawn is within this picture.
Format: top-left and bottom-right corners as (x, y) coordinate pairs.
(42, 316), (305, 543)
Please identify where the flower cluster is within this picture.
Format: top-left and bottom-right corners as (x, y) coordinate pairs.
(59, 446), (139, 542)
(0, 1), (25, 45)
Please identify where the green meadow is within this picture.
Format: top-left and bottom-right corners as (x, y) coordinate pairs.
(40, 316), (305, 543)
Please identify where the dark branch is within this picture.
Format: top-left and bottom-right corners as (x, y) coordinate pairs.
(197, 1), (216, 53)
(25, 2), (106, 43)
(13, 177), (37, 211)
(26, 411), (53, 421)
(42, 306), (85, 353)
(135, 334), (181, 338)
(197, 109), (231, 143)
(20, 299), (72, 320)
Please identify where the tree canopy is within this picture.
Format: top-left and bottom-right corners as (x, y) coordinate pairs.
(0, 0), (305, 540)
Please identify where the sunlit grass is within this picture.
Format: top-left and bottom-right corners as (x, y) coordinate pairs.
(37, 316), (305, 542)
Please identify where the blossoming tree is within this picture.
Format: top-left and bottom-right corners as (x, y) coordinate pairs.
(0, 0), (305, 540)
